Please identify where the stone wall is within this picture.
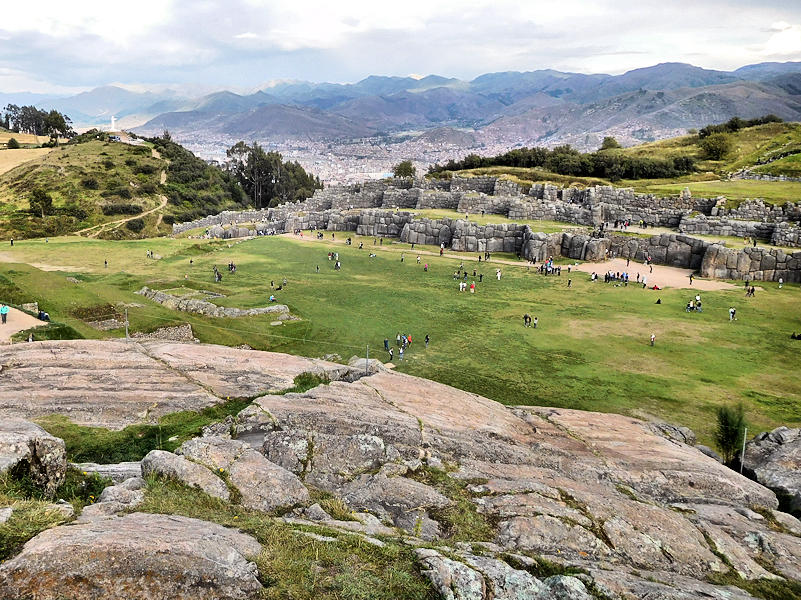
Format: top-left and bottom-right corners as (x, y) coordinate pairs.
(382, 188), (422, 209)
(713, 199), (801, 222)
(449, 221), (527, 253)
(456, 193), (515, 216)
(771, 222), (801, 247)
(355, 210), (414, 238)
(400, 218), (454, 247)
(417, 190), (461, 210)
(450, 175), (496, 194)
(700, 245), (801, 282)
(508, 199), (596, 226)
(678, 216), (777, 241)
(607, 233), (711, 270)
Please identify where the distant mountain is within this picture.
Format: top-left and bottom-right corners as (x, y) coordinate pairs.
(6, 60), (797, 143)
(482, 80), (801, 149)
(139, 103), (375, 140)
(734, 62), (801, 80)
(332, 87), (506, 129)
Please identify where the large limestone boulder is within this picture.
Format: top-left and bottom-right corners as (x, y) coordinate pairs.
(141, 449), (230, 501)
(178, 437), (309, 512)
(744, 426), (801, 513)
(0, 513), (264, 600)
(0, 418), (66, 497)
(0, 340), (352, 428)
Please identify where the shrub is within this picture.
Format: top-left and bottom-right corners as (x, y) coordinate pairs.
(699, 133), (733, 161)
(7, 137), (20, 149)
(102, 204), (143, 216)
(102, 159), (114, 169)
(125, 218), (145, 232)
(715, 404), (746, 465)
(125, 158), (136, 166)
(81, 177), (99, 190)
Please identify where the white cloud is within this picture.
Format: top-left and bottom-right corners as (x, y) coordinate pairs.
(0, 0), (800, 92)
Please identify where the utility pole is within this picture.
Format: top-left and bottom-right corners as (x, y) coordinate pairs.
(124, 308), (129, 340)
(740, 426), (748, 474)
(365, 344), (369, 376)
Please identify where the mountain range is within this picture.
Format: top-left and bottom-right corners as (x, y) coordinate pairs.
(4, 61), (801, 149)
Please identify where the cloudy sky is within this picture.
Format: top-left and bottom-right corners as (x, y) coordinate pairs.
(2, 0), (801, 94)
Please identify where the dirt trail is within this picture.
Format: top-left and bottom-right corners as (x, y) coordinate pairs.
(0, 307), (46, 344)
(279, 232), (738, 291)
(570, 257), (738, 291)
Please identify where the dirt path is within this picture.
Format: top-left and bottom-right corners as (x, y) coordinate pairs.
(279, 232), (738, 291)
(570, 257), (739, 291)
(0, 307), (46, 344)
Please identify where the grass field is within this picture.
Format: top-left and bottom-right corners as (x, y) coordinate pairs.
(0, 148), (55, 175)
(630, 179), (801, 207)
(2, 233), (800, 445)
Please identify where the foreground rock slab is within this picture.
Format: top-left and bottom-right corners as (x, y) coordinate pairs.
(0, 340), (351, 428)
(0, 513), (264, 600)
(0, 418), (66, 496)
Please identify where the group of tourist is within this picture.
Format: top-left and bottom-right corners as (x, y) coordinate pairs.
(686, 294), (703, 312)
(522, 313), (538, 328)
(383, 332), (429, 362)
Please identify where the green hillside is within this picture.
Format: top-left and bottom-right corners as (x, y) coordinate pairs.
(439, 121), (801, 205)
(0, 133), (247, 241)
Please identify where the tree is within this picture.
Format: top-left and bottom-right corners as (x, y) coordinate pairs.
(226, 141), (321, 209)
(392, 160), (416, 178)
(699, 133), (732, 161)
(29, 188), (53, 218)
(600, 136), (621, 150)
(7, 137), (20, 149)
(43, 110), (73, 143)
(715, 404), (746, 465)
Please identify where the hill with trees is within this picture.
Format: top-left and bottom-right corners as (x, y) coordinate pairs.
(0, 130), (322, 241)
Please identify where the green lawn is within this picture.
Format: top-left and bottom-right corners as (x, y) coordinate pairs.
(410, 209), (591, 233)
(2, 234), (800, 444)
(631, 179), (801, 207)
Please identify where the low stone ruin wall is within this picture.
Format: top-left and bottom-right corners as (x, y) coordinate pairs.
(678, 216), (777, 241)
(136, 287), (294, 319)
(457, 193), (516, 216)
(508, 199), (595, 225)
(417, 190), (461, 210)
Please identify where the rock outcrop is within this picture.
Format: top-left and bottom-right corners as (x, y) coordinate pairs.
(0, 513), (264, 600)
(178, 437), (310, 512)
(141, 449), (231, 501)
(744, 426), (801, 514)
(0, 418), (66, 496)
(3, 341), (800, 598)
(0, 340), (356, 428)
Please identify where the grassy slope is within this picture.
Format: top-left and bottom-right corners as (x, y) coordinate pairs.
(444, 122), (801, 206)
(0, 139), (166, 239)
(2, 234), (800, 445)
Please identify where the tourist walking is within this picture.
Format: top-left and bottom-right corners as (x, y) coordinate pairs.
(533, 316), (538, 329)
(384, 338), (389, 352)
(399, 346), (404, 361)
(650, 333), (655, 346)
(523, 313), (531, 327)
(0, 303), (8, 324)
(425, 334), (430, 349)
(729, 307), (736, 321)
